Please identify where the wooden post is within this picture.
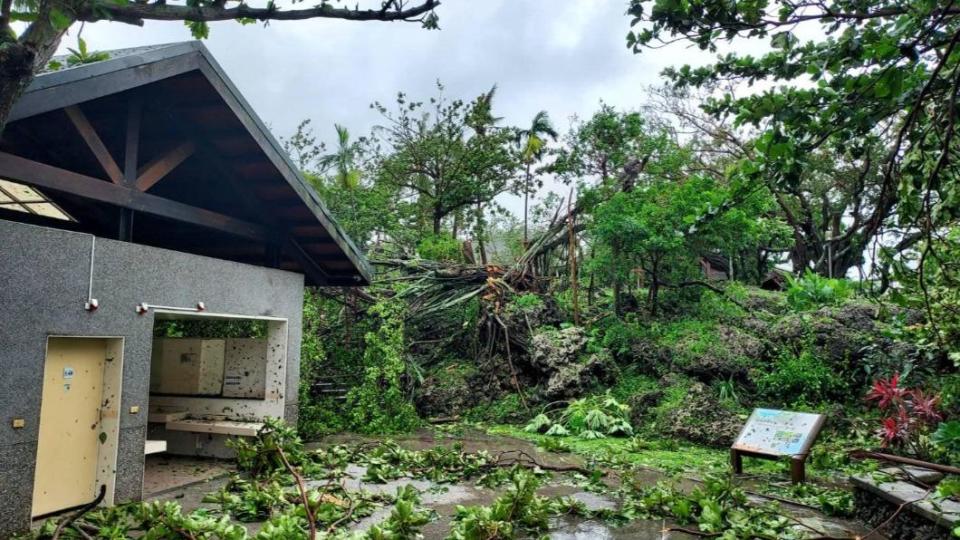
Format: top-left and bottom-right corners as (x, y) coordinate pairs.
(119, 96), (142, 242)
(731, 448), (743, 474)
(790, 456), (806, 484)
(265, 243), (282, 268)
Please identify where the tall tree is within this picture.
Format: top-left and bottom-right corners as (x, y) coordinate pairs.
(0, 0), (439, 135)
(372, 83), (518, 237)
(648, 86), (896, 278)
(516, 110), (558, 248)
(626, 0), (960, 282)
(284, 120), (400, 251)
(319, 124), (362, 191)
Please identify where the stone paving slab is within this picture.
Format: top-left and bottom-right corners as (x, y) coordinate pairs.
(852, 474), (960, 529)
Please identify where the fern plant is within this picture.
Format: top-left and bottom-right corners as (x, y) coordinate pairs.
(522, 394), (633, 440)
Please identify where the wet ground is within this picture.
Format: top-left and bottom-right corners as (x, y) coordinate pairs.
(137, 428), (872, 539)
(143, 454), (235, 496)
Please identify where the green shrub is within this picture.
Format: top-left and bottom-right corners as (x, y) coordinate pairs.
(298, 290), (357, 438)
(464, 393), (525, 423)
(940, 373), (960, 416)
(417, 233), (461, 261)
(600, 318), (646, 358)
(608, 371), (659, 403)
(757, 348), (846, 405)
(933, 421), (960, 455)
(785, 271), (853, 311)
(512, 293), (544, 311)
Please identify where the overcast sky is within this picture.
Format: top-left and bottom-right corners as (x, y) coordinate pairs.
(61, 1), (723, 213)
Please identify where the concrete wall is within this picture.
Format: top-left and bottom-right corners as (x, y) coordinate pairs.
(0, 219), (304, 536)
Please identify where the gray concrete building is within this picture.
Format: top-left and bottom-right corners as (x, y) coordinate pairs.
(0, 42), (370, 536)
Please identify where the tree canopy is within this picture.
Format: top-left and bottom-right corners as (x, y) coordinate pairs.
(626, 0), (960, 288)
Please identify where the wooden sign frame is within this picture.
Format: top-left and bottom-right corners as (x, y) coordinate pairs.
(730, 409), (826, 483)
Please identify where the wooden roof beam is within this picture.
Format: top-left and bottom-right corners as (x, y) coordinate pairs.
(63, 105), (124, 184)
(136, 141), (196, 191)
(0, 151), (271, 242)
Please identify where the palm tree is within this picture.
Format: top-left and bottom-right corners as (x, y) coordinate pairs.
(317, 124), (362, 343)
(516, 111), (558, 248)
(318, 124), (361, 190)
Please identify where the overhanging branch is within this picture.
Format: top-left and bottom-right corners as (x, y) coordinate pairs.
(83, 0), (439, 24)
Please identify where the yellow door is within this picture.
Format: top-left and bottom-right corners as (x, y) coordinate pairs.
(32, 338), (107, 516)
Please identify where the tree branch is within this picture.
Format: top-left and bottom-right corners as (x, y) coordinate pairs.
(83, 0), (439, 23)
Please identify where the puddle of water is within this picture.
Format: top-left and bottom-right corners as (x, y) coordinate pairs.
(549, 517), (618, 540)
(549, 516), (699, 539)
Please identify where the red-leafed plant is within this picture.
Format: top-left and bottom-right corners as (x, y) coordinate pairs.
(866, 373), (942, 458)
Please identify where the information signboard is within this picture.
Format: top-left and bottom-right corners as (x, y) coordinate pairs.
(730, 408), (826, 483)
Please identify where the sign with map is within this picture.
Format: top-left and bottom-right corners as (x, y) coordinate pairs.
(732, 408), (825, 457)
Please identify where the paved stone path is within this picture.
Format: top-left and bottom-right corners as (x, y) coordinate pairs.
(143, 429), (873, 539)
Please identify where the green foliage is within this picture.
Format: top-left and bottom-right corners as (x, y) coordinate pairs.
(887, 231), (960, 369)
(65, 38), (109, 66)
(785, 271), (853, 311)
(767, 483), (854, 517)
(941, 374), (960, 416)
(607, 371), (658, 404)
(598, 317), (646, 358)
(511, 293), (544, 312)
(715, 378), (739, 405)
(536, 436), (571, 453)
(523, 413), (552, 434)
(570, 108), (780, 314)
(372, 82), (519, 236)
(227, 417), (306, 476)
(202, 479), (287, 522)
(464, 394), (525, 423)
(346, 299), (420, 434)
(34, 501), (248, 540)
(648, 319), (755, 376)
(757, 348), (846, 406)
(937, 476), (960, 501)
(626, 0), (960, 285)
(448, 468), (550, 540)
(621, 472), (803, 538)
(417, 233), (462, 262)
(153, 319), (266, 339)
(933, 421), (960, 455)
(524, 394), (632, 440)
(366, 486), (432, 539)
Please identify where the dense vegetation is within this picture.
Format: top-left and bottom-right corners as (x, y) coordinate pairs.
(289, 86), (960, 467)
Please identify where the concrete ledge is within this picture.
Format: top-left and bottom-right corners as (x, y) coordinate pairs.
(165, 418), (263, 437)
(148, 407), (189, 423)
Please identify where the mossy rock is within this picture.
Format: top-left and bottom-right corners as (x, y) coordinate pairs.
(542, 349), (614, 401)
(414, 362), (480, 418)
(529, 326), (587, 371)
(741, 287), (790, 314)
(653, 321), (763, 380)
(632, 379), (745, 447)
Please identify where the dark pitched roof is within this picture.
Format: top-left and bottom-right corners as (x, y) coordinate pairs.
(4, 41), (371, 286)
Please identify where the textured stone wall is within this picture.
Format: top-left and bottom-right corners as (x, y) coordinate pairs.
(0, 219), (304, 536)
